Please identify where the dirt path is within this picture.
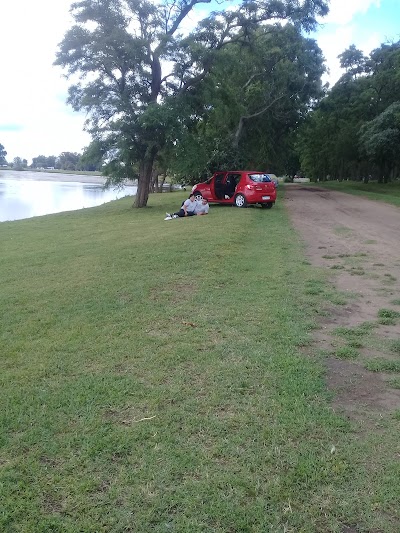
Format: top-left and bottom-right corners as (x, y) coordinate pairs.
(285, 185), (400, 421)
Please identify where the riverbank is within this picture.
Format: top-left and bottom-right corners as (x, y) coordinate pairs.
(1, 191), (398, 532)
(0, 168), (107, 184)
(0, 168), (137, 186)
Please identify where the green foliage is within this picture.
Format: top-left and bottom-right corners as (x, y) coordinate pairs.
(0, 142), (7, 165)
(55, 0), (329, 204)
(338, 44), (367, 76)
(297, 40), (400, 181)
(377, 308), (400, 319)
(168, 25), (325, 180)
(12, 157), (27, 171)
(389, 377), (400, 389)
(389, 340), (400, 355)
(31, 155), (57, 169)
(359, 102), (400, 174)
(365, 359), (400, 372)
(79, 141), (105, 172)
(56, 151), (81, 171)
(30, 147), (105, 172)
(334, 346), (359, 359)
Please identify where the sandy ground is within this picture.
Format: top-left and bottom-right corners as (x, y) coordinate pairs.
(285, 185), (400, 422)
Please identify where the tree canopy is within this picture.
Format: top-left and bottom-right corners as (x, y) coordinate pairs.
(296, 40), (400, 182)
(55, 0), (329, 206)
(165, 24), (325, 181)
(0, 143), (7, 165)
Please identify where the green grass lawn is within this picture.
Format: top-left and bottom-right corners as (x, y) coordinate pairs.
(310, 180), (400, 207)
(1, 192), (399, 532)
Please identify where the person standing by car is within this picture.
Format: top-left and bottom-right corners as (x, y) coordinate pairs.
(165, 193), (197, 219)
(194, 197), (209, 216)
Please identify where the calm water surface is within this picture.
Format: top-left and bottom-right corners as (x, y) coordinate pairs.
(0, 170), (137, 222)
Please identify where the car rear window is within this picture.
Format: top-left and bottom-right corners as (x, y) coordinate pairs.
(248, 173), (271, 183)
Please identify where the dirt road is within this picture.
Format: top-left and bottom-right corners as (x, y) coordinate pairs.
(285, 185), (400, 420)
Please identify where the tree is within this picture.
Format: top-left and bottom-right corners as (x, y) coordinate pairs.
(0, 143), (7, 165)
(31, 155), (57, 168)
(79, 141), (105, 171)
(359, 101), (400, 181)
(55, 0), (329, 207)
(297, 40), (400, 181)
(12, 157), (26, 171)
(338, 45), (366, 78)
(167, 24), (325, 180)
(56, 152), (81, 170)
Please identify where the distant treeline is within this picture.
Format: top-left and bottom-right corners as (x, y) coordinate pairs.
(0, 148), (103, 172)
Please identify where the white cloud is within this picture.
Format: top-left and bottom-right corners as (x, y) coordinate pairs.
(318, 25), (354, 84)
(0, 1), (90, 163)
(318, 24), (382, 86)
(322, 0), (381, 25)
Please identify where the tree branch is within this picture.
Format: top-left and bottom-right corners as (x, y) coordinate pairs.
(233, 94), (286, 148)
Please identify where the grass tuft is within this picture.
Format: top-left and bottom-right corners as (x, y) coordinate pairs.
(365, 359), (400, 372)
(378, 309), (400, 319)
(389, 378), (400, 389)
(389, 340), (400, 355)
(334, 346), (359, 360)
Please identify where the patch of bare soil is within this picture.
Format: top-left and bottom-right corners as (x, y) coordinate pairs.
(285, 185), (400, 421)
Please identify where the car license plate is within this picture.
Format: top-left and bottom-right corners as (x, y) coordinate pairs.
(262, 196), (270, 200)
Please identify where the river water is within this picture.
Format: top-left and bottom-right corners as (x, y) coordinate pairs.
(0, 170), (137, 222)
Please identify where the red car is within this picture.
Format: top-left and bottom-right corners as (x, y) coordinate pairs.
(191, 171), (277, 208)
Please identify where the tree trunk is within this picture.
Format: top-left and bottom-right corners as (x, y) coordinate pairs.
(153, 172), (159, 193)
(150, 169), (159, 193)
(134, 150), (157, 207)
(159, 173), (166, 191)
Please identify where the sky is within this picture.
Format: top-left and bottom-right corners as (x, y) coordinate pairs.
(0, 0), (399, 164)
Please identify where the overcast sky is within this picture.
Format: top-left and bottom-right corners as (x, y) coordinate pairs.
(0, 0), (399, 163)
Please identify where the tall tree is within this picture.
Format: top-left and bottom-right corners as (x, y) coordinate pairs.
(166, 24), (325, 180)
(31, 155), (57, 168)
(359, 101), (400, 181)
(55, 0), (328, 207)
(0, 143), (7, 165)
(338, 44), (366, 78)
(56, 152), (81, 170)
(297, 40), (400, 181)
(79, 141), (105, 171)
(12, 157), (26, 171)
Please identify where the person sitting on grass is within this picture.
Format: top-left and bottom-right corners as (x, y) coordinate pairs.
(165, 193), (197, 219)
(194, 197), (209, 216)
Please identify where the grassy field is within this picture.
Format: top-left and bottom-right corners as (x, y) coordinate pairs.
(1, 191), (399, 532)
(310, 180), (400, 207)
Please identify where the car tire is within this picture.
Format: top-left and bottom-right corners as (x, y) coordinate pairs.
(261, 202), (273, 209)
(194, 192), (203, 201)
(234, 194), (247, 208)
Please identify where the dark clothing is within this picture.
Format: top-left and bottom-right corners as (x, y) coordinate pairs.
(173, 209), (196, 217)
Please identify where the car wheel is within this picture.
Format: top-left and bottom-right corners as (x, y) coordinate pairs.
(234, 194), (247, 207)
(261, 202), (273, 209)
(194, 191), (203, 201)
